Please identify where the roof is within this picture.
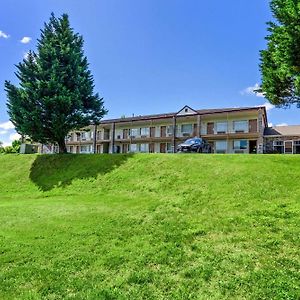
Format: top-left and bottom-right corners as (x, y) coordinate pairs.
(264, 125), (300, 136)
(99, 106), (266, 125)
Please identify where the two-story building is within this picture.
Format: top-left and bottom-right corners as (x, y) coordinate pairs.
(64, 105), (267, 154)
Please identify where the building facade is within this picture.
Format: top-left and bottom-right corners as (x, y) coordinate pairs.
(264, 125), (300, 154)
(62, 105), (269, 154)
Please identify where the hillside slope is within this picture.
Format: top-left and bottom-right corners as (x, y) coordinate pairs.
(0, 154), (299, 299)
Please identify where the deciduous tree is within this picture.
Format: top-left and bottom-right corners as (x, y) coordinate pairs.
(260, 0), (300, 107)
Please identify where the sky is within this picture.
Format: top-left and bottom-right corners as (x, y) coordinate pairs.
(0, 0), (299, 146)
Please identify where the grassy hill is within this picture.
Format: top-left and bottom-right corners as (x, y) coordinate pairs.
(0, 154), (299, 299)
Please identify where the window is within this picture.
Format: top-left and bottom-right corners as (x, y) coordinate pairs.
(130, 128), (139, 137)
(80, 145), (90, 153)
(294, 140), (300, 145)
(273, 141), (283, 146)
(167, 125), (174, 136)
(234, 140), (248, 150)
(140, 127), (150, 136)
(215, 140), (227, 153)
(181, 124), (193, 134)
(273, 140), (284, 153)
(233, 121), (248, 132)
(140, 143), (149, 152)
(130, 144), (138, 152)
(167, 143), (173, 153)
(81, 131), (91, 140)
(216, 122), (227, 133)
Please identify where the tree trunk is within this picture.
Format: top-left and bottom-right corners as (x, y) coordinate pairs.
(58, 139), (67, 154)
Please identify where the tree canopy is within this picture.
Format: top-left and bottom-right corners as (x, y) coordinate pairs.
(260, 0), (300, 107)
(5, 13), (107, 153)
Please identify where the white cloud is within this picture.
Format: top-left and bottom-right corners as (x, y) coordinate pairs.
(241, 83), (264, 98)
(20, 36), (31, 44)
(0, 30), (9, 39)
(263, 102), (275, 111)
(268, 123), (273, 127)
(0, 121), (14, 130)
(255, 102), (274, 112)
(9, 132), (21, 141)
(276, 123), (288, 127)
(0, 130), (7, 135)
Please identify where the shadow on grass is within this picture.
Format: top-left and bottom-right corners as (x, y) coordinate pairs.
(29, 154), (133, 192)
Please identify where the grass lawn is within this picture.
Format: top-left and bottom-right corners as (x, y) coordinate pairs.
(0, 154), (299, 299)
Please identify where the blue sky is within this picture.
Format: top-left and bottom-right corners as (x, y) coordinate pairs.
(0, 0), (299, 145)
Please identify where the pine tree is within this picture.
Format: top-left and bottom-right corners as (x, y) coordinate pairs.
(259, 0), (300, 107)
(5, 13), (107, 153)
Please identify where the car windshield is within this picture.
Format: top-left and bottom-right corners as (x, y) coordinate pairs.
(184, 138), (199, 145)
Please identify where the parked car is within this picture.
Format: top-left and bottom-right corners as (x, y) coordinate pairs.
(177, 137), (211, 153)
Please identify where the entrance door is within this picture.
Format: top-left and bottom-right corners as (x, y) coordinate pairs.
(123, 129), (128, 139)
(160, 126), (166, 137)
(284, 141), (293, 154)
(150, 127), (156, 138)
(149, 143), (155, 153)
(160, 143), (166, 153)
(207, 122), (214, 134)
(249, 140), (257, 154)
(249, 119), (258, 133)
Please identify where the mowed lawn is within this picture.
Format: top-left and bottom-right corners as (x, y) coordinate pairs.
(0, 154), (299, 299)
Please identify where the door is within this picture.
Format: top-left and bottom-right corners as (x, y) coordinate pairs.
(207, 122), (214, 134)
(160, 126), (166, 137)
(193, 124), (198, 137)
(160, 143), (166, 153)
(284, 141), (293, 154)
(249, 119), (258, 133)
(249, 140), (257, 154)
(149, 143), (155, 153)
(123, 129), (128, 139)
(150, 127), (156, 138)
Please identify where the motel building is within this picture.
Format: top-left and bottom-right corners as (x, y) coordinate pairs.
(40, 105), (300, 155)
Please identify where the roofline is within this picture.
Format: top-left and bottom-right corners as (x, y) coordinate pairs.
(98, 106), (265, 125)
(264, 134), (300, 137)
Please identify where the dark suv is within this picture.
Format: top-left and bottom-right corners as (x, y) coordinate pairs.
(177, 137), (211, 153)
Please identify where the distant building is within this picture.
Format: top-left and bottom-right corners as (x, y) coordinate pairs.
(264, 125), (300, 154)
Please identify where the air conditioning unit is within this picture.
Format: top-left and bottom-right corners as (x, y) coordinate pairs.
(235, 130), (245, 133)
(217, 131), (226, 134)
(141, 135), (147, 138)
(182, 133), (190, 137)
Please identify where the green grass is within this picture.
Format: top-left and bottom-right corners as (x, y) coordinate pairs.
(0, 154), (299, 299)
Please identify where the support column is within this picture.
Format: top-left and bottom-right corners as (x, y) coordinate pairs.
(111, 122), (116, 153)
(173, 116), (177, 153)
(257, 109), (264, 153)
(197, 114), (201, 137)
(93, 124), (97, 154)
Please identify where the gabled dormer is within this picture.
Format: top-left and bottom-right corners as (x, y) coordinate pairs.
(176, 105), (198, 116)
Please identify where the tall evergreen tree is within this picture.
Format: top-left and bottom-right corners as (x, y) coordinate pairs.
(5, 13), (107, 153)
(259, 0), (300, 107)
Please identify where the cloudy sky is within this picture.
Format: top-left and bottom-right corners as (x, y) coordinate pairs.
(0, 0), (298, 146)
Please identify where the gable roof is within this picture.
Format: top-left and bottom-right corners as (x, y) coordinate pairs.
(264, 125), (300, 136)
(176, 105), (198, 116)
